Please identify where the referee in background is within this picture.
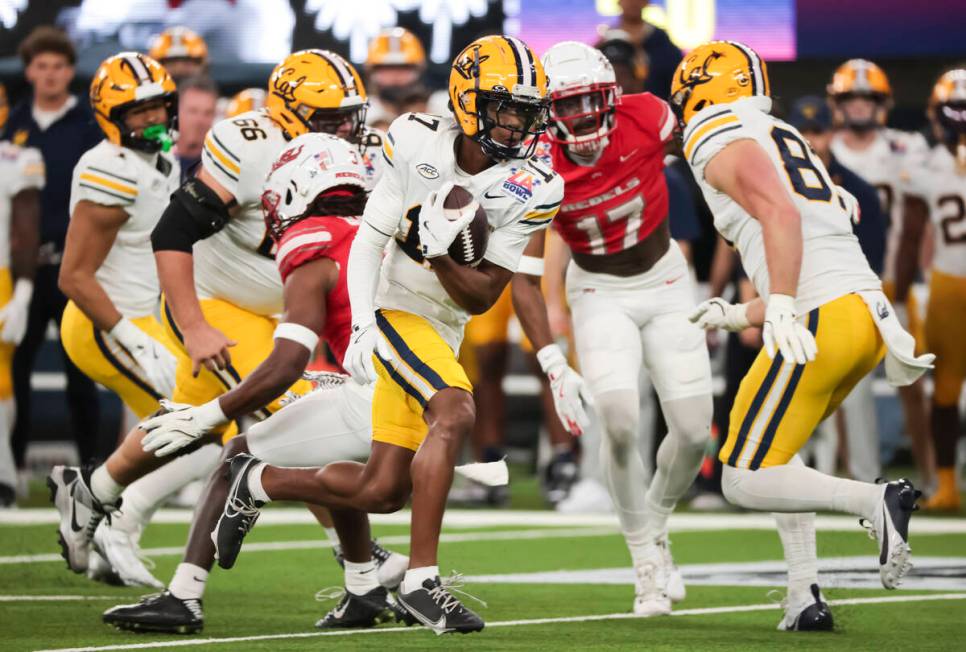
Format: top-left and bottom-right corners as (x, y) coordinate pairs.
(2, 27), (103, 475)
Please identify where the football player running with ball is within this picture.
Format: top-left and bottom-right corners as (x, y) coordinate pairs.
(211, 35), (576, 635)
(679, 41), (933, 631)
(533, 41), (712, 617)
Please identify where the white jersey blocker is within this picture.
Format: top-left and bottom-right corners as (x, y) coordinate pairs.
(70, 140), (180, 317)
(0, 142), (44, 270)
(199, 109), (384, 316)
(365, 112), (564, 352)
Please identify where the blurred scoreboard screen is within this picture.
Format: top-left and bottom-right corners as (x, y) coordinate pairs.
(0, 1), (964, 65)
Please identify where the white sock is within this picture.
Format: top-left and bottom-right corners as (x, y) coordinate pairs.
(91, 465), (124, 505)
(117, 444), (222, 528)
(169, 563), (208, 601)
(322, 527), (341, 547)
(247, 463), (271, 503)
(401, 565), (438, 594)
(774, 511), (819, 602)
(344, 560), (379, 596)
(721, 454), (883, 521)
(0, 399), (16, 488)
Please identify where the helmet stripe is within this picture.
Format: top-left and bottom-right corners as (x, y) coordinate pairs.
(123, 54), (151, 83)
(503, 36), (525, 86)
(314, 51), (356, 97)
(729, 41), (764, 97)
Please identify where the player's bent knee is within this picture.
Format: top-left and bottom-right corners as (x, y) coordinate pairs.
(720, 464), (751, 508)
(428, 389), (476, 440)
(595, 390), (639, 447)
(360, 480), (410, 513)
(662, 394), (713, 447)
(222, 435), (250, 458)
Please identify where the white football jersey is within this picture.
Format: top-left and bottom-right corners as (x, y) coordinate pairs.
(905, 145), (966, 278)
(684, 97), (881, 314)
(70, 140), (179, 317)
(198, 109), (384, 316)
(830, 127), (929, 281)
(0, 141), (44, 271)
(364, 112), (564, 351)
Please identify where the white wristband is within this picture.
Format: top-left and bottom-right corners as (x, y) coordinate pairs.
(109, 316), (139, 344)
(768, 293), (797, 313)
(517, 255), (545, 276)
(197, 397), (228, 425)
(273, 322), (320, 352)
(536, 343), (566, 374)
(11, 278), (33, 304)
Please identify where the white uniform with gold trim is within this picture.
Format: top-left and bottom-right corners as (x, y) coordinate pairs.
(906, 144), (966, 278)
(0, 142), (44, 269)
(371, 113), (563, 352)
(686, 97), (882, 314)
(198, 109), (384, 316)
(70, 140), (180, 316)
(830, 128), (929, 281)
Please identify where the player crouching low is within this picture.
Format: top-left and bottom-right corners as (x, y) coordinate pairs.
(676, 41), (932, 631)
(100, 134), (409, 634)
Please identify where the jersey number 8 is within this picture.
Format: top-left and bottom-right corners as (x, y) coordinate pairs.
(770, 126), (832, 202)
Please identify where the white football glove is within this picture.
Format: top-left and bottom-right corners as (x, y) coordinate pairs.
(140, 398), (228, 457)
(688, 298), (751, 332)
(537, 344), (594, 436)
(892, 301), (911, 331)
(762, 294), (817, 365)
(418, 181), (478, 259)
(0, 278), (32, 344)
(110, 317), (178, 397)
(342, 321), (394, 385)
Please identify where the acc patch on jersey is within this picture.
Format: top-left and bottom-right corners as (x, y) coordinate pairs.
(502, 168), (536, 203)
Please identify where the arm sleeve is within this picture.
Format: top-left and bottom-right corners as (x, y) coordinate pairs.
(10, 147), (45, 195)
(484, 175), (564, 272)
(72, 150), (138, 209)
(682, 105), (752, 178)
(200, 118), (243, 198)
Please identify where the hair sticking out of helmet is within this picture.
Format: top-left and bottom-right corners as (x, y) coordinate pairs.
(261, 133), (369, 241)
(542, 41), (620, 163)
(449, 35), (550, 161)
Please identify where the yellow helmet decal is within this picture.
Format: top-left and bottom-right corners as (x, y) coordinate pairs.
(828, 59), (891, 98)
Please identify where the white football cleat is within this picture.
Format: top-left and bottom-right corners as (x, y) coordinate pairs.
(93, 521), (164, 589)
(864, 478), (921, 589)
(47, 466), (115, 573)
(555, 478), (613, 514)
(657, 536), (686, 603)
(631, 542), (671, 617)
(86, 549), (124, 586)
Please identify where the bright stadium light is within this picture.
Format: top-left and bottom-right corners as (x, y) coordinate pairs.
(0, 0), (27, 30)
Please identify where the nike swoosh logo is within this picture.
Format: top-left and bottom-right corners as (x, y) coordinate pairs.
(483, 191), (503, 199)
(69, 495), (85, 533)
(879, 506), (889, 565)
(665, 275), (683, 285)
(619, 149), (639, 163)
(428, 615), (447, 631)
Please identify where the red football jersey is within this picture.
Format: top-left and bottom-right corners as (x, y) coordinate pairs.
(540, 93), (676, 255)
(275, 215), (359, 365)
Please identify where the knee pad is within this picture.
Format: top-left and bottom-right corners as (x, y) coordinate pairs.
(595, 389), (639, 448)
(661, 393), (713, 448)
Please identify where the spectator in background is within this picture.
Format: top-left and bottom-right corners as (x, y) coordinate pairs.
(611, 0), (681, 99)
(3, 27), (103, 473)
(148, 27), (209, 83)
(790, 95), (888, 482)
(364, 27), (431, 131)
(174, 76), (219, 180)
(596, 33), (648, 95)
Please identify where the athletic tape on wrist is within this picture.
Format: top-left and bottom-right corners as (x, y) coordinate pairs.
(517, 255), (545, 276)
(273, 322), (319, 352)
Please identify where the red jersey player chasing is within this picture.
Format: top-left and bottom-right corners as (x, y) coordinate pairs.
(534, 41), (713, 616)
(102, 134), (410, 634)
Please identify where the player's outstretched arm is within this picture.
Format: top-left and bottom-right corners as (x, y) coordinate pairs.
(141, 257), (334, 457)
(151, 167), (239, 376)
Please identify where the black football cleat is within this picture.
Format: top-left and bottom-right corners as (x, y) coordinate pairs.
(864, 478), (921, 589)
(397, 576), (484, 635)
(316, 585), (410, 629)
(103, 591), (204, 634)
(778, 584), (834, 632)
(212, 453), (264, 570)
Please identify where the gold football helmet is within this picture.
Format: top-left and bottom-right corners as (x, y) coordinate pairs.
(929, 69), (966, 160)
(149, 26), (208, 65)
(0, 83), (7, 134)
(827, 59), (892, 129)
(225, 88), (267, 119)
(90, 52), (177, 153)
(669, 40), (770, 127)
(366, 27), (426, 69)
(449, 35), (549, 160)
(265, 49), (368, 141)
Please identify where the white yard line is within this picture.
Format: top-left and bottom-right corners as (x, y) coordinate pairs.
(31, 592), (966, 652)
(0, 526), (616, 565)
(4, 508), (966, 533)
(0, 595), (117, 602)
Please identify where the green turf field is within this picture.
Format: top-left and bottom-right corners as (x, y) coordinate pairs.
(1, 506), (965, 651)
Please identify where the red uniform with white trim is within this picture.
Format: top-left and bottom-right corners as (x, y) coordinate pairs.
(539, 93), (675, 255)
(275, 214), (358, 365)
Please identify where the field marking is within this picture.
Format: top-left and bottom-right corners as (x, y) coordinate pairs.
(31, 592), (966, 652)
(0, 526), (616, 565)
(0, 595), (117, 602)
(5, 508), (966, 533)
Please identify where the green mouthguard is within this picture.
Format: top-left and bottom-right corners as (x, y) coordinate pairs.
(142, 124), (173, 152)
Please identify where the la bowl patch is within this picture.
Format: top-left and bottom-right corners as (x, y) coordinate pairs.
(502, 169), (535, 203)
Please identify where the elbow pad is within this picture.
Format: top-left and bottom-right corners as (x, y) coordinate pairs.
(151, 178), (233, 253)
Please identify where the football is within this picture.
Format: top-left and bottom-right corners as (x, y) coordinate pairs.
(442, 184), (489, 266)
